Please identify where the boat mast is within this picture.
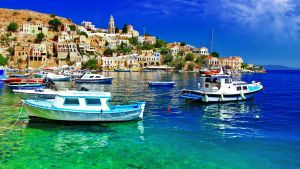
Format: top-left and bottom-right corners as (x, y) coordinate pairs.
(210, 27), (214, 54)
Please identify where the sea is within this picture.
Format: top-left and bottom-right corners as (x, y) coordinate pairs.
(0, 70), (299, 169)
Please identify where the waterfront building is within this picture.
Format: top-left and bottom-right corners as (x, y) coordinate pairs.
(220, 56), (243, 70)
(55, 42), (81, 65)
(28, 44), (47, 68)
(107, 15), (115, 34)
(14, 45), (31, 62)
(204, 56), (220, 69)
(137, 50), (161, 67)
(193, 47), (209, 56)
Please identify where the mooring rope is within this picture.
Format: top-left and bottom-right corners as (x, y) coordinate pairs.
(0, 101), (25, 131)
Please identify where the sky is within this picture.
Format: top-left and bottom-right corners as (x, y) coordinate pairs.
(1, 0), (300, 67)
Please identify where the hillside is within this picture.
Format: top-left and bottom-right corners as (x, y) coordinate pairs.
(0, 8), (75, 30)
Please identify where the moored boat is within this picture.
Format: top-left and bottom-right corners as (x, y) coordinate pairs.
(23, 91), (146, 122)
(8, 82), (45, 90)
(148, 81), (175, 87)
(4, 77), (22, 84)
(114, 68), (131, 72)
(180, 75), (263, 102)
(46, 73), (70, 81)
(75, 72), (113, 83)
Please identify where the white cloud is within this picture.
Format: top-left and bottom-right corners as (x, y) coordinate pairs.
(218, 0), (300, 40)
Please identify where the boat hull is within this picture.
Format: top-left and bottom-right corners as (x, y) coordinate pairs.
(181, 89), (260, 102)
(8, 84), (45, 90)
(48, 77), (70, 81)
(24, 102), (145, 122)
(75, 78), (113, 84)
(148, 82), (175, 87)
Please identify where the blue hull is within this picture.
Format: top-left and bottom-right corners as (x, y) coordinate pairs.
(49, 77), (70, 81)
(148, 82), (175, 87)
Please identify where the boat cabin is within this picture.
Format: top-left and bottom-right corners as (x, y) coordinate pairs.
(52, 91), (112, 111)
(200, 76), (253, 93)
(80, 72), (105, 79)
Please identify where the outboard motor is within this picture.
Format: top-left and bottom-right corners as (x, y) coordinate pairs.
(80, 87), (89, 91)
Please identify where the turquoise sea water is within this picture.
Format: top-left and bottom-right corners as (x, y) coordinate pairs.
(0, 70), (300, 169)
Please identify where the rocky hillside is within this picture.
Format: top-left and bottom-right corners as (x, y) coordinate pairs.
(0, 8), (75, 30)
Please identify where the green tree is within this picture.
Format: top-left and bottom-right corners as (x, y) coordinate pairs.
(69, 25), (76, 31)
(140, 43), (154, 50)
(178, 50), (184, 56)
(129, 37), (139, 46)
(185, 53), (194, 61)
(48, 18), (62, 31)
(36, 32), (45, 43)
(115, 26), (120, 33)
(212, 51), (219, 58)
(27, 17), (32, 22)
(82, 59), (98, 70)
(80, 31), (88, 37)
(187, 62), (195, 71)
(7, 22), (18, 32)
(163, 54), (173, 64)
(155, 39), (166, 48)
(117, 42), (132, 54)
(103, 48), (114, 56)
(50, 14), (56, 18)
(241, 63), (248, 69)
(174, 61), (185, 71)
(180, 42), (186, 46)
(7, 47), (14, 56)
(160, 48), (170, 55)
(0, 54), (8, 66)
(122, 24), (128, 34)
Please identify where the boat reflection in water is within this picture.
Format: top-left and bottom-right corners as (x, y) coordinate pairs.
(25, 121), (145, 154)
(200, 101), (263, 138)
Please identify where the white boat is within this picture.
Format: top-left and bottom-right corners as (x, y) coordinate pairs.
(148, 81), (175, 87)
(33, 71), (48, 78)
(180, 75), (263, 102)
(75, 72), (113, 83)
(13, 88), (58, 99)
(46, 73), (70, 81)
(23, 91), (145, 122)
(61, 70), (83, 78)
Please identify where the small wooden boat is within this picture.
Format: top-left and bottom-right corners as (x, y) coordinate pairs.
(180, 75), (263, 102)
(148, 81), (175, 87)
(8, 82), (45, 90)
(23, 91), (146, 122)
(75, 72), (113, 83)
(4, 78), (22, 84)
(26, 78), (44, 83)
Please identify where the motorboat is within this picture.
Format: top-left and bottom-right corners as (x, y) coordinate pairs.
(7, 82), (45, 90)
(114, 68), (131, 72)
(75, 72), (113, 83)
(23, 91), (146, 122)
(46, 73), (70, 81)
(148, 81), (175, 87)
(61, 70), (83, 78)
(10, 73), (29, 78)
(180, 75), (263, 102)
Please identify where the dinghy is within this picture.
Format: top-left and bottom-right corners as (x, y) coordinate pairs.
(23, 91), (145, 122)
(148, 81), (175, 87)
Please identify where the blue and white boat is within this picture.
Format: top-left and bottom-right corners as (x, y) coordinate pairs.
(148, 81), (175, 87)
(13, 88), (58, 99)
(10, 73), (29, 78)
(75, 72), (113, 83)
(23, 91), (145, 122)
(180, 75), (263, 102)
(8, 82), (45, 90)
(33, 71), (48, 78)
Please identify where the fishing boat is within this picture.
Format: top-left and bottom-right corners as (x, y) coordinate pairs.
(148, 81), (175, 87)
(26, 78), (45, 83)
(4, 77), (22, 84)
(46, 73), (70, 81)
(61, 70), (82, 78)
(180, 75), (263, 102)
(8, 82), (45, 90)
(75, 72), (113, 83)
(23, 91), (146, 122)
(13, 88), (58, 99)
